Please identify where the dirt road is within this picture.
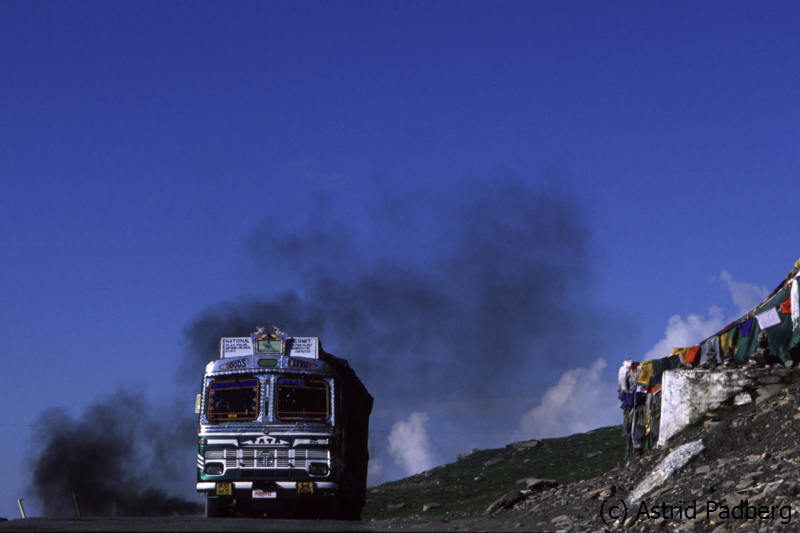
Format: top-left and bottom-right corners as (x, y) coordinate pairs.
(0, 515), (534, 532)
(0, 517), (373, 532)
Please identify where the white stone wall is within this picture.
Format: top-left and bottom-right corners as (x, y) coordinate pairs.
(658, 368), (794, 446)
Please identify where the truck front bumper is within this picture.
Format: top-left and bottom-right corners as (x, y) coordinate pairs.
(198, 481), (339, 503)
(198, 481), (338, 492)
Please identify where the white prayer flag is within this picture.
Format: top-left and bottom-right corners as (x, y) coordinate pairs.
(756, 307), (781, 329)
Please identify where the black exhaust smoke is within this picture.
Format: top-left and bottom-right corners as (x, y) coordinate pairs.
(180, 177), (605, 408)
(28, 392), (202, 517)
(27, 174), (613, 512)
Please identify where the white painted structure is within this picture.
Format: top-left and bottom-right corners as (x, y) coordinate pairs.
(658, 367), (793, 446)
(659, 369), (751, 445)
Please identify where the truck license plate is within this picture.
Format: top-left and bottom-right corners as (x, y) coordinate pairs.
(297, 482), (314, 494)
(216, 482), (232, 495)
(253, 490), (276, 498)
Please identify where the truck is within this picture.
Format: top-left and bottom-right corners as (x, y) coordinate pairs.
(195, 327), (373, 519)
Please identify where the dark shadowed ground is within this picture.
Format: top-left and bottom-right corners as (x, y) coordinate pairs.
(0, 517), (368, 532)
(0, 516), (539, 532)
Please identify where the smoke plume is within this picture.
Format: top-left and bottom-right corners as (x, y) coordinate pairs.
(28, 393), (202, 517)
(180, 178), (601, 401)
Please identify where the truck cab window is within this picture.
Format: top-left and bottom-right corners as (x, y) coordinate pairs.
(207, 377), (259, 422)
(275, 378), (329, 421)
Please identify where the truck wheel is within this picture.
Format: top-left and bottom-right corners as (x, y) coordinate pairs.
(340, 508), (362, 521)
(205, 498), (224, 518)
(329, 502), (360, 521)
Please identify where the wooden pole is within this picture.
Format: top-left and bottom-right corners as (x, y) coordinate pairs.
(17, 499), (26, 519)
(71, 489), (81, 517)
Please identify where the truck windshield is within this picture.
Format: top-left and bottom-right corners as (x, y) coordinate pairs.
(207, 377), (259, 422)
(276, 378), (329, 421)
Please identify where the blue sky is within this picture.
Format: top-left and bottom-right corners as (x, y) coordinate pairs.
(3, 0), (800, 519)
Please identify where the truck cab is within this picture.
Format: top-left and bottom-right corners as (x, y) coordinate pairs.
(196, 330), (372, 519)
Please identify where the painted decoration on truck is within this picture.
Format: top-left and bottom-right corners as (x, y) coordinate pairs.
(252, 334), (284, 355)
(218, 357), (250, 371)
(287, 357), (319, 370)
(241, 436), (290, 446)
(252, 326), (286, 355)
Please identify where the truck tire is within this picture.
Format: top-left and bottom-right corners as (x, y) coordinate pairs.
(205, 497), (224, 518)
(339, 508), (362, 521)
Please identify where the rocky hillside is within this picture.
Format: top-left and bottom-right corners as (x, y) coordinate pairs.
(367, 371), (800, 532)
(364, 425), (625, 522)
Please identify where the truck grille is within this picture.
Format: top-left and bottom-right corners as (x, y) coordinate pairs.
(205, 448), (329, 469)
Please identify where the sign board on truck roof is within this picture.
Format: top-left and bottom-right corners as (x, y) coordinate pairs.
(219, 337), (319, 359)
(220, 337), (253, 358)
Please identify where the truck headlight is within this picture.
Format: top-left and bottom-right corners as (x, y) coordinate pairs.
(309, 463), (328, 476)
(205, 463), (224, 476)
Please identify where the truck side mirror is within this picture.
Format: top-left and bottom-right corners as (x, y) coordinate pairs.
(195, 394), (202, 414)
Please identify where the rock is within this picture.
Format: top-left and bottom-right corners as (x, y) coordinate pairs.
(586, 451), (602, 459)
(485, 490), (526, 515)
(474, 476), (485, 481)
(599, 487), (615, 499)
(508, 439), (540, 449)
(456, 452), (470, 460)
(756, 384), (784, 403)
(754, 481), (783, 501)
(734, 392), (752, 405)
(424, 468), (438, 477)
(584, 485), (615, 499)
(626, 439), (705, 504)
(527, 478), (559, 491)
(387, 503), (406, 512)
(422, 502), (442, 512)
(702, 419), (729, 448)
(724, 493), (741, 508)
(484, 457), (504, 467)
